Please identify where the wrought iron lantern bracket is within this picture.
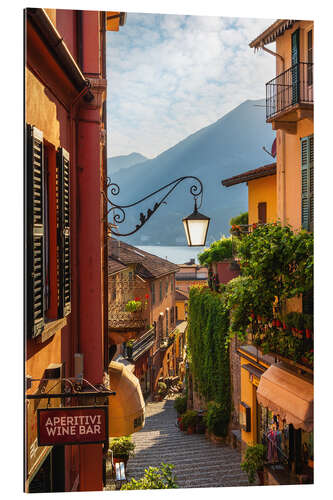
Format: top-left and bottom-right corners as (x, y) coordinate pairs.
(102, 175), (204, 237)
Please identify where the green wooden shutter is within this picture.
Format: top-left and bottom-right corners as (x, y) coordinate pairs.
(291, 29), (300, 104)
(57, 147), (71, 317)
(301, 135), (314, 231)
(309, 136), (314, 232)
(26, 125), (45, 337)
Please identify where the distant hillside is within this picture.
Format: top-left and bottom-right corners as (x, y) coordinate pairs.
(107, 152), (147, 174)
(109, 98), (275, 245)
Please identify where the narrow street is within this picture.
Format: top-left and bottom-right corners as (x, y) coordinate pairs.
(126, 397), (250, 489)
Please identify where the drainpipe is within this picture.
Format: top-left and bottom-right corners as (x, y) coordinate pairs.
(69, 83), (92, 375)
(261, 46), (285, 68)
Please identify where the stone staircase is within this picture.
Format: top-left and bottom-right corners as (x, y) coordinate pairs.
(125, 397), (251, 489)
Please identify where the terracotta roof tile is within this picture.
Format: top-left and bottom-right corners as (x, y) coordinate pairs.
(108, 259), (128, 275)
(249, 20), (296, 49)
(221, 163), (276, 187)
(108, 240), (179, 279)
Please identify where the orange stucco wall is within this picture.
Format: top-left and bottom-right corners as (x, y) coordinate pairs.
(275, 21), (314, 231)
(276, 120), (313, 231)
(26, 331), (62, 384)
(275, 21), (313, 75)
(248, 175), (277, 225)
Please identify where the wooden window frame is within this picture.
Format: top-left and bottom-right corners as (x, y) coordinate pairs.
(258, 202), (267, 224)
(26, 124), (71, 340)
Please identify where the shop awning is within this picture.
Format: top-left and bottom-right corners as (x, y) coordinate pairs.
(256, 364), (313, 432)
(108, 361), (145, 437)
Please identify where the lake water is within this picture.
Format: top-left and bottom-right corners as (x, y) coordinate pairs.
(137, 245), (205, 265)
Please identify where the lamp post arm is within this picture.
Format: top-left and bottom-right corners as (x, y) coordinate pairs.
(103, 175), (203, 237)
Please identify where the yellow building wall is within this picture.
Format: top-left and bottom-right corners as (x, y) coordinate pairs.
(248, 175), (277, 225)
(176, 300), (187, 321)
(25, 70), (61, 148)
(239, 351), (270, 447)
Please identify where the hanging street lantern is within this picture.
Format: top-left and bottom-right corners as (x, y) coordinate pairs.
(182, 198), (210, 247)
(103, 175), (211, 247)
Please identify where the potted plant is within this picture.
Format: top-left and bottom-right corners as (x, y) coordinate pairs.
(304, 314), (313, 339)
(125, 299), (142, 312)
(121, 462), (178, 490)
(181, 410), (197, 434)
(109, 436), (135, 470)
(203, 401), (229, 440)
(241, 443), (266, 485)
(173, 395), (187, 416)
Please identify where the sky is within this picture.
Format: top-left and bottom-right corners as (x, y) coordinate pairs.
(106, 13), (276, 159)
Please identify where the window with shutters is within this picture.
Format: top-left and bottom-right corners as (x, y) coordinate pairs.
(258, 202), (267, 224)
(301, 135), (314, 232)
(26, 124), (71, 339)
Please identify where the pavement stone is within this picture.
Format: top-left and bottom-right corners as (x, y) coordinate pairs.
(125, 397), (252, 489)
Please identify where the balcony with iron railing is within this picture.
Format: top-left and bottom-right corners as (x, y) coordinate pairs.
(108, 303), (148, 330)
(266, 62), (313, 131)
(126, 326), (155, 362)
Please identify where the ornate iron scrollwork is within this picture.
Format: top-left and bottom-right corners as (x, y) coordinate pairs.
(102, 175), (204, 237)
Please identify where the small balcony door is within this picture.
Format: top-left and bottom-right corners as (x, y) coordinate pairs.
(291, 29), (300, 105)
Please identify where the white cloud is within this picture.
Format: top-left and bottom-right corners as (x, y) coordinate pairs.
(106, 13), (275, 158)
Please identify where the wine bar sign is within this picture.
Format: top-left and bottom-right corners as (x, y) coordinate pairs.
(37, 406), (108, 446)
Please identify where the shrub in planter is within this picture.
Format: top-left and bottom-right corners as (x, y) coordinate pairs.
(173, 395), (187, 416)
(203, 401), (229, 438)
(241, 443), (266, 484)
(181, 410), (197, 432)
(121, 463), (178, 490)
(109, 436), (135, 465)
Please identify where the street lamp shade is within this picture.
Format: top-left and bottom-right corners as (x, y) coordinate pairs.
(182, 200), (210, 247)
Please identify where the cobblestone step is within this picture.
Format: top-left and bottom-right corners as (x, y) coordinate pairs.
(124, 399), (249, 489)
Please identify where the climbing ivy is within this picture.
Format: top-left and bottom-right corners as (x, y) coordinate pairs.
(187, 286), (231, 436)
(187, 223), (314, 430)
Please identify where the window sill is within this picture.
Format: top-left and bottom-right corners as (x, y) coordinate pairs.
(35, 317), (67, 344)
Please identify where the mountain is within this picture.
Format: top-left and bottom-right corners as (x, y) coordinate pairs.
(107, 152), (147, 174)
(108, 98), (275, 245)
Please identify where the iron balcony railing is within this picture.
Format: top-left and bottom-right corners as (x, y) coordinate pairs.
(127, 326), (155, 362)
(266, 62), (313, 120)
(108, 301), (149, 331)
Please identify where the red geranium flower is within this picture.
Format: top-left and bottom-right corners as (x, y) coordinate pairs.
(145, 294), (149, 299)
